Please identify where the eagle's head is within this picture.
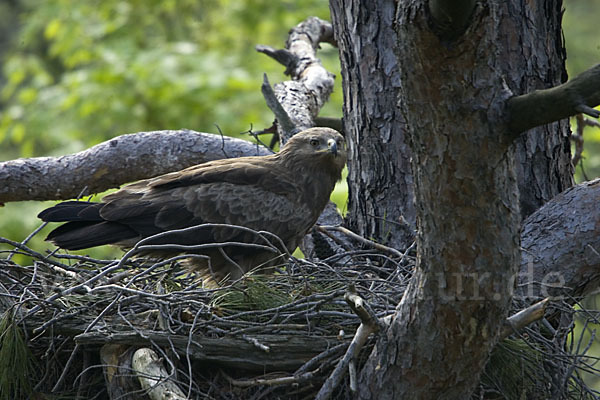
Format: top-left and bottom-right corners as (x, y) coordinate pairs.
(280, 127), (347, 180)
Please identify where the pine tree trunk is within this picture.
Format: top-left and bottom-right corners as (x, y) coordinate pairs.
(330, 0), (573, 398)
(330, 1), (416, 251)
(331, 0), (572, 248)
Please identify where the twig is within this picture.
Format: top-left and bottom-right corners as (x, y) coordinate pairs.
(500, 298), (549, 339)
(6, 221), (48, 261)
(261, 74), (299, 138)
(572, 114), (600, 167)
(223, 368), (321, 387)
(315, 286), (385, 400)
(317, 225), (405, 258)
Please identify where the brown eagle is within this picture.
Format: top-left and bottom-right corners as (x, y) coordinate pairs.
(38, 127), (346, 283)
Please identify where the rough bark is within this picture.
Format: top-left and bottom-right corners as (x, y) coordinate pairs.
(0, 129), (271, 204)
(354, 1), (569, 398)
(329, 0), (416, 251)
(77, 330), (339, 372)
(346, 0), (600, 397)
(507, 0), (573, 218)
(517, 177), (600, 302)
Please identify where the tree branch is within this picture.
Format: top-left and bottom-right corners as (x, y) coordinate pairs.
(132, 348), (186, 400)
(516, 178), (600, 303)
(257, 16), (336, 143)
(261, 74), (299, 137)
(500, 298), (549, 339)
(0, 129), (271, 204)
(507, 63), (600, 135)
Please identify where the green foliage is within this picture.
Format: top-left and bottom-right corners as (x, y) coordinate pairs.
(209, 271), (343, 315)
(0, 309), (36, 400)
(211, 275), (295, 312)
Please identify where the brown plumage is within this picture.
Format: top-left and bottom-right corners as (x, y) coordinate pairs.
(38, 127), (347, 283)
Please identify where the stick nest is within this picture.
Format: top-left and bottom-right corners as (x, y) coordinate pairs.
(0, 232), (598, 400)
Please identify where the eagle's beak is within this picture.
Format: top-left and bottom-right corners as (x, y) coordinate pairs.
(327, 138), (338, 156)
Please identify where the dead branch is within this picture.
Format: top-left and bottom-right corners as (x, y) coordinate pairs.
(256, 16), (335, 143)
(500, 298), (549, 339)
(318, 225), (406, 258)
(0, 129), (271, 204)
(315, 287), (384, 400)
(132, 348), (186, 400)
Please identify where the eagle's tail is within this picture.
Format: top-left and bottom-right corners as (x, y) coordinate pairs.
(38, 201), (137, 250)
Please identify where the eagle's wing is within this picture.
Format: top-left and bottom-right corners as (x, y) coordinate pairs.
(97, 159), (314, 251)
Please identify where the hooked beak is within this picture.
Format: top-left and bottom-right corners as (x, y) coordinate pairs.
(327, 138), (338, 156)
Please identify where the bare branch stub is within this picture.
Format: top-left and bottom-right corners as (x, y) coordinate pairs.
(507, 63), (600, 136)
(257, 17), (336, 143)
(500, 298), (549, 339)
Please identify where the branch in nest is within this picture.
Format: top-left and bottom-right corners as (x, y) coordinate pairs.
(317, 225), (406, 258)
(223, 368), (321, 388)
(315, 286), (386, 400)
(501, 298), (549, 339)
(132, 347), (186, 400)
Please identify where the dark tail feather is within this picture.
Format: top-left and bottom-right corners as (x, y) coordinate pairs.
(38, 201), (104, 222)
(39, 201), (138, 250)
(45, 221), (138, 250)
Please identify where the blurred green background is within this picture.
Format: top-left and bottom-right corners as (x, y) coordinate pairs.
(0, 0), (598, 263)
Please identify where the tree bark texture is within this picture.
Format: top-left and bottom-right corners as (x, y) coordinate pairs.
(0, 129), (271, 203)
(507, 0), (573, 218)
(330, 0), (572, 254)
(330, 0), (416, 251)
(517, 177), (600, 303)
(356, 2), (530, 398)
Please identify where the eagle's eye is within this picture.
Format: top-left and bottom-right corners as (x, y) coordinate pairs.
(309, 139), (320, 147)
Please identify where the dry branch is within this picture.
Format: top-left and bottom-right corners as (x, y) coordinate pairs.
(132, 348), (186, 400)
(316, 288), (384, 400)
(78, 331), (341, 371)
(257, 16), (335, 143)
(572, 114), (600, 169)
(500, 298), (549, 339)
(0, 129), (271, 204)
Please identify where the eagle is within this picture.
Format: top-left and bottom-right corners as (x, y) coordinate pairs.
(38, 127), (347, 284)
